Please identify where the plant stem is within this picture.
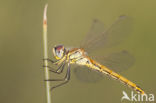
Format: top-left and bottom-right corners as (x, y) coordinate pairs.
(43, 4), (52, 103)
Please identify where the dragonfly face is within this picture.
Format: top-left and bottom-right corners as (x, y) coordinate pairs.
(53, 45), (66, 60)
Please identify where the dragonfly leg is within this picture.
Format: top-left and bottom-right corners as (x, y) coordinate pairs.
(43, 57), (66, 65)
(43, 58), (58, 65)
(43, 61), (66, 74)
(45, 63), (71, 91)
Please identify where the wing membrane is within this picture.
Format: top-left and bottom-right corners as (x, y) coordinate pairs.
(73, 51), (135, 82)
(73, 66), (103, 83)
(80, 15), (133, 53)
(80, 19), (105, 52)
(74, 15), (134, 82)
(94, 50), (135, 72)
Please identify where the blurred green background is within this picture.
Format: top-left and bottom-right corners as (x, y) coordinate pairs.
(0, 0), (156, 103)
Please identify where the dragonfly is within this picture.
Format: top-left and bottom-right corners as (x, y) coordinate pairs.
(44, 15), (145, 95)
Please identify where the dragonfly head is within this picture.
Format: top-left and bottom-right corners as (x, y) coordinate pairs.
(53, 45), (66, 60)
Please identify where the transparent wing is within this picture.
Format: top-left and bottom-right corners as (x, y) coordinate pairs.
(73, 51), (135, 82)
(73, 66), (103, 83)
(80, 15), (133, 53)
(74, 16), (133, 82)
(95, 50), (135, 72)
(80, 19), (105, 52)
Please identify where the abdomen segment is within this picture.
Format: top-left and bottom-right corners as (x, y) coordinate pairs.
(89, 60), (145, 95)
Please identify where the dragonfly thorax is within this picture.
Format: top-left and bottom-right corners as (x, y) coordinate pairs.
(68, 48), (92, 66)
(69, 49), (83, 59)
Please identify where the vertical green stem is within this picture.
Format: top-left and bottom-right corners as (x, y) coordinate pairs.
(43, 4), (52, 103)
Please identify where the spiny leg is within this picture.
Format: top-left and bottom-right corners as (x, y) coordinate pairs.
(50, 63), (70, 91)
(45, 63), (71, 91)
(43, 56), (66, 65)
(43, 58), (57, 64)
(43, 61), (66, 74)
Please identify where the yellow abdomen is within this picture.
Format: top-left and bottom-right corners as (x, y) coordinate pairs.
(88, 59), (145, 95)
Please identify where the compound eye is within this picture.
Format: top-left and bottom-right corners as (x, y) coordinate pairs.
(53, 45), (65, 59)
(55, 45), (64, 51)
